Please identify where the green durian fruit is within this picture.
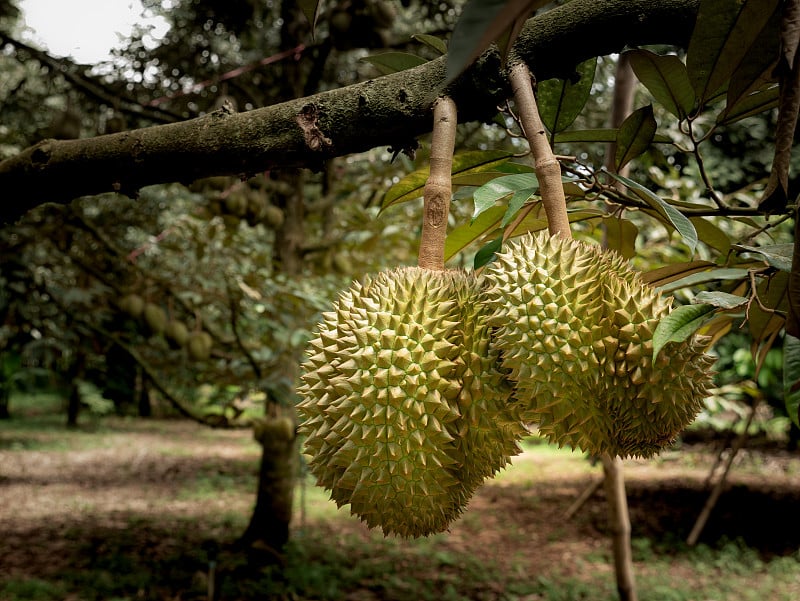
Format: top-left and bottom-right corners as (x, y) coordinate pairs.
(118, 293), (145, 319)
(224, 191), (249, 218)
(187, 331), (213, 360)
(142, 303), (167, 336)
(297, 267), (522, 538)
(165, 320), (190, 349)
(482, 231), (714, 458)
(263, 204), (285, 229)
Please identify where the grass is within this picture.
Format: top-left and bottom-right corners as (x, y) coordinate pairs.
(1, 396), (799, 601)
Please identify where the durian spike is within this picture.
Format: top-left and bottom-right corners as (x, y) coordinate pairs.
(509, 62), (570, 239)
(418, 96), (457, 271)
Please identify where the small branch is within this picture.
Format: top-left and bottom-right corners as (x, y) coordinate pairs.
(509, 62), (570, 238)
(418, 97), (457, 271)
(225, 277), (263, 381)
(602, 455), (638, 601)
(687, 400), (758, 546)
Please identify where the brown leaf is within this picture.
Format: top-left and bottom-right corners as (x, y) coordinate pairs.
(760, 0), (800, 211)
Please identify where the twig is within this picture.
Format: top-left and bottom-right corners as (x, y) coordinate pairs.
(509, 62), (570, 238)
(687, 400), (758, 546)
(418, 97), (457, 271)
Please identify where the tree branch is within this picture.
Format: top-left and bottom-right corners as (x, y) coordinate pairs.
(0, 0), (699, 223)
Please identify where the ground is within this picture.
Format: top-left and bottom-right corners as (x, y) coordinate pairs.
(1, 415), (799, 600)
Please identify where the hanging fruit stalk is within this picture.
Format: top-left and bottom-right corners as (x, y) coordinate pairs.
(509, 62), (570, 239)
(418, 96), (457, 271)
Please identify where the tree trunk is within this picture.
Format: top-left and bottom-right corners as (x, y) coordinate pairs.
(0, 386), (10, 419)
(239, 403), (298, 557)
(602, 455), (638, 601)
(66, 351), (86, 428)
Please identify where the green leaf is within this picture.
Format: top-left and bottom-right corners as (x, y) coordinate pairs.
(552, 129), (672, 144)
(657, 267), (750, 293)
(725, 5), (781, 112)
(627, 49), (695, 118)
(603, 217), (638, 259)
(643, 260), (716, 287)
(444, 205), (506, 261)
(784, 334), (800, 428)
(693, 291), (748, 309)
(653, 304), (716, 362)
(539, 57), (597, 134)
(411, 33), (448, 55)
(716, 85), (780, 125)
(472, 173), (538, 221)
(297, 0), (322, 34)
(687, 0), (781, 105)
(382, 150), (513, 210)
(604, 170), (698, 254)
(734, 243), (794, 272)
(446, 0), (551, 80)
(359, 52), (428, 75)
(690, 216), (731, 255)
(474, 236), (503, 269)
(615, 105), (657, 171)
(500, 189), (535, 228)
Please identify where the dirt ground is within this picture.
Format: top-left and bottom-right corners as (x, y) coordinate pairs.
(1, 418), (799, 600)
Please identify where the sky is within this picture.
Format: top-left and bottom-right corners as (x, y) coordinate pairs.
(18, 0), (169, 64)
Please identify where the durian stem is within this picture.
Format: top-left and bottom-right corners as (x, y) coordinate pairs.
(509, 62), (570, 239)
(418, 96), (457, 271)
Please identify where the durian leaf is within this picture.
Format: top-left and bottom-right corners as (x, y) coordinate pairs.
(509, 208), (600, 237)
(472, 173), (539, 221)
(500, 189), (535, 227)
(474, 236), (503, 269)
(444, 205), (506, 261)
(297, 0), (322, 33)
(627, 49), (695, 119)
(691, 216), (732, 255)
(733, 243), (794, 272)
(657, 268), (750, 293)
(686, 0), (779, 105)
(604, 170), (698, 253)
(642, 260), (716, 287)
(653, 303), (716, 362)
(698, 314), (735, 348)
(784, 334), (800, 428)
(603, 217), (638, 259)
(360, 52), (428, 75)
(693, 291), (748, 309)
(540, 57), (598, 134)
(446, 0), (551, 81)
(724, 5), (781, 115)
(552, 129), (672, 144)
(715, 85), (779, 126)
(615, 105), (658, 171)
(411, 33), (448, 55)
(747, 270), (789, 348)
(382, 150), (513, 210)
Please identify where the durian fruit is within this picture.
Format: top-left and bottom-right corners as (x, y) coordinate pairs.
(482, 231), (714, 458)
(263, 204), (285, 229)
(142, 303), (168, 336)
(187, 330), (213, 360)
(224, 191), (249, 218)
(165, 320), (190, 349)
(297, 267), (523, 538)
(118, 293), (145, 319)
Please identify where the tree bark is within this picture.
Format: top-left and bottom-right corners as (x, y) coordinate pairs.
(239, 404), (298, 557)
(0, 0), (700, 223)
(602, 455), (637, 601)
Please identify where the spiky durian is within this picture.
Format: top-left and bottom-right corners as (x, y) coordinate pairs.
(142, 303), (167, 336)
(297, 267), (522, 538)
(482, 231), (714, 458)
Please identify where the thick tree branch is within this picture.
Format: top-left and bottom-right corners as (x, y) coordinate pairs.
(0, 0), (699, 223)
